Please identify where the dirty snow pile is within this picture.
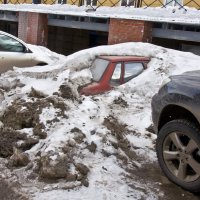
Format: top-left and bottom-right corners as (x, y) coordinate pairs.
(0, 43), (200, 200)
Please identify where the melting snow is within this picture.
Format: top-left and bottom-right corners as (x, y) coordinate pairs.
(0, 42), (200, 199)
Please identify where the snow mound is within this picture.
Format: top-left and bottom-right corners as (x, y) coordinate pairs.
(0, 42), (200, 199)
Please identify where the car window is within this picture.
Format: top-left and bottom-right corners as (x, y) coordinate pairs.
(110, 63), (122, 86)
(91, 58), (109, 82)
(0, 34), (25, 52)
(124, 62), (144, 82)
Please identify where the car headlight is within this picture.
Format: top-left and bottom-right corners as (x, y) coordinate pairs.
(160, 77), (171, 89)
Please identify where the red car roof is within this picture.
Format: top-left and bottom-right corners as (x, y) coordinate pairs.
(99, 55), (150, 62)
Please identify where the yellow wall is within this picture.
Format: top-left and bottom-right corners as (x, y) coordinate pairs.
(41, 0), (55, 4)
(141, 0), (199, 8)
(0, 0), (199, 9)
(184, 0), (199, 8)
(141, 0), (162, 7)
(96, 0), (163, 7)
(8, 0), (32, 3)
(97, 0), (199, 8)
(67, 0), (81, 6)
(97, 0), (118, 7)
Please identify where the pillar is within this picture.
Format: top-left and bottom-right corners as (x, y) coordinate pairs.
(18, 12), (48, 47)
(108, 18), (152, 45)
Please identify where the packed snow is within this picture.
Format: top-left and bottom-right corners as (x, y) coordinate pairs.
(0, 4), (200, 24)
(0, 43), (200, 200)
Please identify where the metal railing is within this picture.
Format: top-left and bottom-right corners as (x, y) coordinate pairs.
(0, 0), (199, 10)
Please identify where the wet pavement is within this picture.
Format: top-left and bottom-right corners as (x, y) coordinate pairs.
(127, 162), (200, 200)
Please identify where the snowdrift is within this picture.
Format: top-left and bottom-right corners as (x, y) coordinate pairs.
(0, 42), (200, 200)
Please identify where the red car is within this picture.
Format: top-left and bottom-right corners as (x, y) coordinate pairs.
(80, 56), (150, 95)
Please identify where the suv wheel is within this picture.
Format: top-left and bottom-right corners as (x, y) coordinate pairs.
(156, 119), (200, 192)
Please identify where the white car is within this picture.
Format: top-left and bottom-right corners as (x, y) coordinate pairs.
(0, 31), (54, 73)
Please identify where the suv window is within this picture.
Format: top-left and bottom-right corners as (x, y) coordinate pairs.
(0, 34), (25, 52)
(124, 62), (144, 82)
(110, 63), (122, 86)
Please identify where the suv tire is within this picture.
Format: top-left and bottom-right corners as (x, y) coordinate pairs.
(156, 119), (200, 192)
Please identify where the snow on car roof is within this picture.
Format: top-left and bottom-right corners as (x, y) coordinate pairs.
(99, 55), (150, 62)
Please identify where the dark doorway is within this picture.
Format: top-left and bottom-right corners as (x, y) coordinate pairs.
(0, 21), (18, 36)
(48, 26), (108, 55)
(152, 37), (200, 56)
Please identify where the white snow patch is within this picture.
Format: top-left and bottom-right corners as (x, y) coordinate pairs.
(0, 4), (199, 24)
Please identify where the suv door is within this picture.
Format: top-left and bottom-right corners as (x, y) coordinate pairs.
(0, 33), (34, 73)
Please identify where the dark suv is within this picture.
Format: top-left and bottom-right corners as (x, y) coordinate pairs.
(152, 70), (200, 192)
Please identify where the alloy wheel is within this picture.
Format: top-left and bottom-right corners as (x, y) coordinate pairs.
(163, 131), (200, 182)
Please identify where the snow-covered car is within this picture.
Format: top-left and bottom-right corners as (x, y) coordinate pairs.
(0, 31), (53, 73)
(80, 55), (150, 95)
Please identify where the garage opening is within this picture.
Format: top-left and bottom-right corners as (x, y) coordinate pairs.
(48, 26), (108, 55)
(152, 22), (200, 56)
(0, 21), (18, 36)
(152, 38), (200, 56)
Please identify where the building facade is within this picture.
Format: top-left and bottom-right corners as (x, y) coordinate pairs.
(1, 0), (199, 9)
(0, 0), (199, 55)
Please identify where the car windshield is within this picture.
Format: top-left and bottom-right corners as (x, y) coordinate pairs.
(0, 34), (24, 52)
(90, 58), (109, 82)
